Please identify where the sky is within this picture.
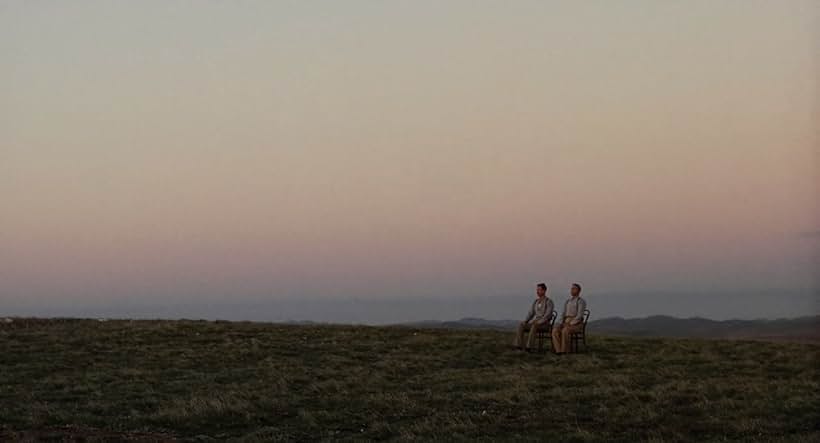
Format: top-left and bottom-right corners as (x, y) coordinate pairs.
(1, 1), (818, 321)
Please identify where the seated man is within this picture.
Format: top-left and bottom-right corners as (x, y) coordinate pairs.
(552, 283), (587, 354)
(513, 283), (554, 352)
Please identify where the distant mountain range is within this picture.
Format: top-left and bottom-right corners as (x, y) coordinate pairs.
(4, 315), (817, 344)
(400, 315), (820, 343)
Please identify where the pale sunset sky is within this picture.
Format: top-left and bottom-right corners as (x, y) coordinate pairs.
(1, 1), (817, 320)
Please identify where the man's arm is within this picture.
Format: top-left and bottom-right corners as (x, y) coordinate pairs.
(560, 300), (568, 323)
(534, 300), (552, 326)
(524, 301), (535, 323)
(571, 298), (587, 325)
(545, 299), (554, 324)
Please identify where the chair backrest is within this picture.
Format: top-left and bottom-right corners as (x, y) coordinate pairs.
(581, 309), (590, 333)
(549, 310), (557, 326)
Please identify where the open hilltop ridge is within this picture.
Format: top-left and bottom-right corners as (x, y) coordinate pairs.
(402, 315), (820, 343)
(1, 318), (818, 441)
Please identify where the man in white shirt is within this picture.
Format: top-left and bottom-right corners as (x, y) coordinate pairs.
(513, 283), (554, 352)
(551, 283), (587, 354)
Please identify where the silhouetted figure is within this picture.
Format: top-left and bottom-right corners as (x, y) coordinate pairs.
(513, 283), (554, 351)
(552, 283), (587, 354)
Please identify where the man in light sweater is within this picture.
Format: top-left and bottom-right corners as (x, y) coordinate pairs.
(552, 283), (587, 354)
(513, 283), (554, 352)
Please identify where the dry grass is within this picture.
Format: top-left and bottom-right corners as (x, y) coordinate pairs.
(1, 318), (818, 441)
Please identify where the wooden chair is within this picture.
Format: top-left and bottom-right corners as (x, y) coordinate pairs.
(569, 309), (590, 353)
(535, 311), (558, 353)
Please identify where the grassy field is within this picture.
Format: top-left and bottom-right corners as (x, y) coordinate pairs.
(1, 319), (818, 442)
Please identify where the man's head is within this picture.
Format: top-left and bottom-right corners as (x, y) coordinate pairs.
(536, 283), (547, 298)
(571, 283), (582, 297)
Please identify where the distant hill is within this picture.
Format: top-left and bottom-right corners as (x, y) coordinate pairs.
(591, 315), (820, 342)
(4, 315), (818, 343)
(401, 315), (820, 343)
(403, 317), (520, 330)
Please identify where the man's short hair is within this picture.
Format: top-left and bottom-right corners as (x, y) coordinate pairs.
(537, 283), (547, 291)
(572, 283), (582, 292)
